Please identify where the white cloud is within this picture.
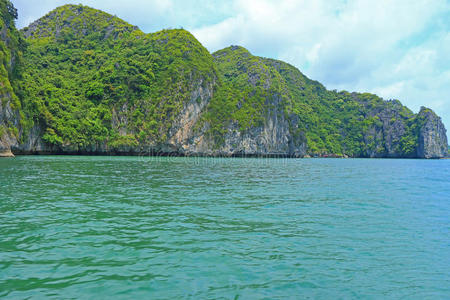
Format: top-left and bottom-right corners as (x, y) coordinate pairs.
(372, 82), (406, 99)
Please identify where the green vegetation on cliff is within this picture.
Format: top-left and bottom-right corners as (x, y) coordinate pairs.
(203, 46), (289, 141)
(0, 0), (21, 95)
(18, 4), (217, 149)
(205, 46), (421, 157)
(0, 2), (447, 157)
(0, 0), (24, 139)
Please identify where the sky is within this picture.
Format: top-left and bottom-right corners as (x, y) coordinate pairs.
(12, 0), (450, 131)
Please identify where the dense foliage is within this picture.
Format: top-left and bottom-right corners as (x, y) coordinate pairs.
(202, 46), (290, 142)
(205, 46), (420, 156)
(0, 0), (24, 138)
(18, 4), (217, 149)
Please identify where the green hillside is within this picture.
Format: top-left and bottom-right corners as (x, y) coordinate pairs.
(0, 1), (447, 158)
(206, 46), (420, 156)
(18, 4), (218, 149)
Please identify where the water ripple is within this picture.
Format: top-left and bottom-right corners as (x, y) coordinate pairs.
(0, 156), (449, 299)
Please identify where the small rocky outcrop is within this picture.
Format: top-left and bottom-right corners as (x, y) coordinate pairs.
(416, 107), (448, 158)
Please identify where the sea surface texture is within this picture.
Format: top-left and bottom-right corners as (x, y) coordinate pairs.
(0, 156), (449, 299)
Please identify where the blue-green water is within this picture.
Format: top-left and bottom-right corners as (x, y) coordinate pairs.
(0, 156), (449, 299)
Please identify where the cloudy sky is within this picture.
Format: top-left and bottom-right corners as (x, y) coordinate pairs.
(12, 0), (450, 130)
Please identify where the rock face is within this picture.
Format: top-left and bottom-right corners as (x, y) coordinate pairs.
(0, 98), (19, 157)
(354, 98), (416, 158)
(189, 102), (306, 157)
(416, 107), (448, 158)
(204, 111), (306, 157)
(180, 48), (307, 157)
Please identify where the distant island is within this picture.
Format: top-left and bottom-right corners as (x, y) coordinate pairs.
(0, 1), (448, 158)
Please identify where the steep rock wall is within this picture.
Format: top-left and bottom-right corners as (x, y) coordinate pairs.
(416, 107), (448, 158)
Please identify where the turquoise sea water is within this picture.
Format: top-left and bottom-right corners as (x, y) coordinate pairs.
(0, 156), (449, 299)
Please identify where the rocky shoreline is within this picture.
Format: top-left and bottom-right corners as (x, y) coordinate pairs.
(0, 149), (14, 157)
(2, 150), (447, 159)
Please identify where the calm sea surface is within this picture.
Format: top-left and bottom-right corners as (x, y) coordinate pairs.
(0, 156), (449, 299)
